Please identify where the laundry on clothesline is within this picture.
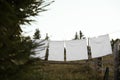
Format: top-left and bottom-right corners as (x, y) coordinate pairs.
(31, 34), (112, 61)
(65, 39), (88, 61)
(31, 39), (48, 60)
(89, 34), (112, 58)
(48, 41), (64, 61)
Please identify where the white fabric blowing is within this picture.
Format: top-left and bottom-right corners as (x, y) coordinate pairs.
(89, 34), (112, 58)
(48, 41), (64, 61)
(65, 39), (88, 61)
(31, 40), (48, 59)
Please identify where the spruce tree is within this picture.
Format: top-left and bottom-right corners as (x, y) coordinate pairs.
(73, 31), (85, 40)
(0, 0), (53, 80)
(79, 30), (84, 39)
(45, 33), (49, 40)
(33, 29), (41, 39)
(74, 32), (79, 40)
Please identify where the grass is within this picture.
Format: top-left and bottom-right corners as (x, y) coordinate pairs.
(12, 54), (114, 80)
(41, 63), (102, 80)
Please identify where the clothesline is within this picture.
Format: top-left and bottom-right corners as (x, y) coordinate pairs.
(31, 34), (112, 61)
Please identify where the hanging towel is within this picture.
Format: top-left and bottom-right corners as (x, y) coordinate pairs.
(48, 41), (64, 61)
(31, 40), (48, 59)
(65, 39), (88, 61)
(89, 34), (112, 58)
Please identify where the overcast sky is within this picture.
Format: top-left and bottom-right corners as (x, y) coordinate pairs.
(21, 0), (120, 40)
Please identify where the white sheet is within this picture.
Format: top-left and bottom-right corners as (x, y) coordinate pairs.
(31, 40), (48, 59)
(65, 39), (88, 61)
(89, 34), (112, 58)
(48, 41), (64, 61)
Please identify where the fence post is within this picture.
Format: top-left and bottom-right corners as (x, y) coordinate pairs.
(45, 47), (49, 61)
(113, 40), (120, 80)
(64, 48), (66, 62)
(103, 67), (109, 80)
(45, 35), (49, 61)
